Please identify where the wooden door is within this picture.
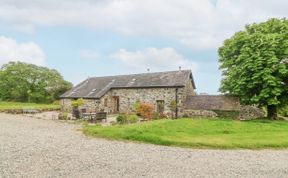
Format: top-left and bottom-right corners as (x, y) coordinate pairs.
(113, 96), (119, 113)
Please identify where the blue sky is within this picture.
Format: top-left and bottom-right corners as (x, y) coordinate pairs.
(0, 0), (287, 94)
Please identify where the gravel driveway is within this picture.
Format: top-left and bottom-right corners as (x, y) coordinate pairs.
(1, 113), (288, 178)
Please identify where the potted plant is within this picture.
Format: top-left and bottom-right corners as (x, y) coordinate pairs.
(71, 98), (85, 119)
(169, 100), (177, 119)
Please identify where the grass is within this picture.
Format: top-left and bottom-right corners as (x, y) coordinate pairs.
(84, 118), (288, 149)
(0, 101), (60, 110)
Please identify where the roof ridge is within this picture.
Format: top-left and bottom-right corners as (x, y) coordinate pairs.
(89, 69), (191, 79)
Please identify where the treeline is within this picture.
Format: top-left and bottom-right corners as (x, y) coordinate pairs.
(0, 62), (72, 103)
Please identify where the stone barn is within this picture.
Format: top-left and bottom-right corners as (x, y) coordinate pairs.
(60, 70), (196, 116)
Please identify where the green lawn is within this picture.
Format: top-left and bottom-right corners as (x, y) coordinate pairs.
(84, 119), (288, 149)
(0, 101), (60, 110)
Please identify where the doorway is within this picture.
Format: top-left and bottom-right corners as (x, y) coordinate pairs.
(113, 96), (120, 113)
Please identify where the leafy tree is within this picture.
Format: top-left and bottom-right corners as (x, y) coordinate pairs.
(0, 61), (72, 103)
(219, 18), (288, 119)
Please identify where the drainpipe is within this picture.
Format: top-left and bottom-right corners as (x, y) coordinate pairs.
(175, 88), (178, 119)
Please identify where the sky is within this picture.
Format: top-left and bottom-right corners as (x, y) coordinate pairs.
(0, 0), (287, 94)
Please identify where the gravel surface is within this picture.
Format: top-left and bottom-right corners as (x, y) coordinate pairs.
(1, 113), (288, 178)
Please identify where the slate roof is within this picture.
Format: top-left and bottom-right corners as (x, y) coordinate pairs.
(60, 70), (196, 99)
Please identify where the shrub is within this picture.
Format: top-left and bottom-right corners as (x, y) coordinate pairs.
(127, 114), (139, 123)
(58, 112), (68, 120)
(153, 112), (160, 120)
(71, 98), (85, 108)
(137, 102), (154, 120)
(116, 114), (128, 124)
(153, 112), (167, 120)
(169, 100), (177, 118)
(169, 100), (177, 111)
(159, 112), (167, 119)
(133, 100), (141, 112)
(279, 105), (288, 117)
(116, 114), (139, 124)
(213, 110), (240, 119)
(52, 100), (60, 105)
(182, 113), (189, 118)
(110, 121), (117, 125)
(281, 110), (288, 117)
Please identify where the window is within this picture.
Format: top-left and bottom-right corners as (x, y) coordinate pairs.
(156, 100), (164, 113)
(104, 98), (108, 107)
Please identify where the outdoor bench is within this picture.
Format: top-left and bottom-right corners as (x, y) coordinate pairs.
(22, 108), (39, 114)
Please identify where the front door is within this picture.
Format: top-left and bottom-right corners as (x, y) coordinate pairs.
(113, 96), (120, 113)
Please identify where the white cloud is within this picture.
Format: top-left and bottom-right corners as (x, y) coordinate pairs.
(111, 47), (198, 72)
(80, 49), (101, 60)
(0, 0), (287, 49)
(0, 36), (46, 66)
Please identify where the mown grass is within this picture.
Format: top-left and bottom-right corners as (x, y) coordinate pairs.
(84, 118), (288, 149)
(0, 101), (60, 110)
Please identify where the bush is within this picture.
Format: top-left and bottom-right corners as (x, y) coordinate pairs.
(153, 112), (160, 120)
(169, 100), (177, 111)
(153, 112), (167, 120)
(52, 100), (60, 105)
(159, 112), (167, 119)
(279, 105), (288, 117)
(137, 102), (154, 120)
(58, 112), (68, 120)
(182, 114), (189, 118)
(133, 100), (141, 112)
(71, 98), (85, 108)
(213, 110), (240, 119)
(116, 114), (128, 124)
(110, 121), (117, 125)
(117, 114), (139, 124)
(127, 114), (139, 123)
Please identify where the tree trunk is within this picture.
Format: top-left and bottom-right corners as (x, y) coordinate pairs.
(267, 105), (277, 120)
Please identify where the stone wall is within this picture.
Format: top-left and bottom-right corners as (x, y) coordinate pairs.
(238, 106), (265, 120)
(61, 99), (72, 112)
(184, 95), (240, 111)
(61, 98), (98, 112)
(181, 79), (195, 105)
(181, 109), (218, 118)
(100, 87), (184, 114)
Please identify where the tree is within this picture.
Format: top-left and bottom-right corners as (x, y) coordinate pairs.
(0, 61), (72, 103)
(218, 18), (288, 119)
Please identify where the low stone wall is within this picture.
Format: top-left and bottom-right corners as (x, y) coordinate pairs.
(184, 95), (240, 111)
(238, 106), (265, 120)
(181, 109), (218, 118)
(182, 95), (242, 119)
(0, 108), (60, 114)
(181, 106), (264, 120)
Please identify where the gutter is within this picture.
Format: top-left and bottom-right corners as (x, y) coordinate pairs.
(60, 85), (185, 99)
(175, 87), (179, 119)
